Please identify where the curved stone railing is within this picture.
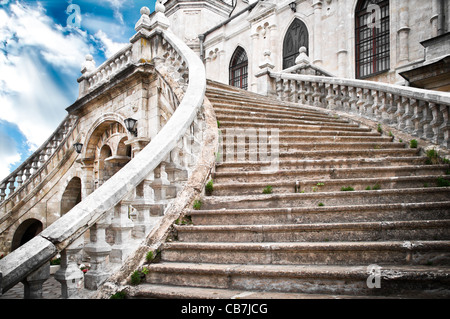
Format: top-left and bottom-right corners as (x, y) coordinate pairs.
(265, 72), (450, 149)
(0, 115), (79, 208)
(0, 2), (207, 297)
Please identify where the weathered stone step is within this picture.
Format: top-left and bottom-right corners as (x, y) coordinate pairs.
(217, 149), (419, 163)
(213, 103), (335, 120)
(209, 175), (450, 196)
(215, 156), (427, 173)
(140, 263), (450, 298)
(216, 113), (351, 127)
(129, 283), (385, 299)
(161, 241), (450, 266)
(200, 187), (450, 210)
(220, 142), (405, 154)
(188, 202), (450, 226)
(211, 165), (449, 184)
(220, 135), (394, 144)
(218, 121), (367, 132)
(175, 220), (450, 243)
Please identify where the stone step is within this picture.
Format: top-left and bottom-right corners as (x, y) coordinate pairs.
(200, 187), (450, 210)
(188, 202), (450, 226)
(129, 283), (387, 299)
(215, 156), (427, 173)
(219, 142), (406, 154)
(161, 241), (450, 266)
(213, 103), (336, 120)
(209, 175), (450, 196)
(216, 113), (352, 127)
(218, 134), (394, 144)
(211, 165), (449, 184)
(140, 263), (450, 298)
(218, 120), (368, 132)
(175, 220), (450, 243)
(271, 148), (420, 160)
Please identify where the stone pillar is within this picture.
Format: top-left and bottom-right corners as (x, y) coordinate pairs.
(80, 158), (94, 198)
(54, 237), (84, 299)
(255, 50), (275, 96)
(336, 0), (348, 77)
(431, 0), (440, 37)
(22, 264), (50, 299)
(398, 1), (410, 65)
(218, 50), (226, 83)
(312, 1), (323, 66)
(110, 202), (135, 263)
(251, 32), (260, 92)
(84, 213), (112, 290)
(268, 24), (278, 70)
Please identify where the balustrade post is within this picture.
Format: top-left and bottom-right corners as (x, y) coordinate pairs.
(341, 86), (350, 113)
(411, 100), (425, 137)
(298, 81), (306, 105)
(401, 97), (414, 134)
(439, 105), (450, 148)
(325, 83), (335, 110)
(355, 87), (365, 115)
(54, 237), (84, 299)
(84, 213), (112, 290)
(421, 103), (434, 140)
(110, 202), (135, 263)
(430, 103), (444, 145)
(22, 263), (50, 299)
(0, 184), (6, 201)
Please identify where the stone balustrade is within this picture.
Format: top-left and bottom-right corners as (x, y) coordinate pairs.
(256, 56), (450, 149)
(0, 1), (208, 299)
(0, 115), (79, 208)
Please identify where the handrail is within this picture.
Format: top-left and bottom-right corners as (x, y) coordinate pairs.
(267, 71), (450, 149)
(0, 4), (206, 294)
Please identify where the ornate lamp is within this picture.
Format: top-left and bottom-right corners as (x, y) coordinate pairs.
(289, 1), (297, 12)
(73, 142), (83, 154)
(124, 118), (138, 137)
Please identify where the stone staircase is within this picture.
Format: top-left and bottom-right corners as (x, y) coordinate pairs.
(129, 80), (450, 299)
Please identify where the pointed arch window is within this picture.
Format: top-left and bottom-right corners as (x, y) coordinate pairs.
(283, 19), (309, 69)
(355, 0), (390, 79)
(229, 47), (248, 90)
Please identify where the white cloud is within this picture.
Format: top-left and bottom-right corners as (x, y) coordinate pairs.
(0, 131), (21, 181)
(95, 30), (128, 58)
(105, 0), (127, 25)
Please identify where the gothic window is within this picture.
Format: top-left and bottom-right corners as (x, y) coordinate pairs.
(229, 47), (248, 90)
(355, 0), (390, 79)
(283, 19), (309, 69)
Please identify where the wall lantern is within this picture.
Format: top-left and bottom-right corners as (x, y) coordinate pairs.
(124, 118), (138, 137)
(289, 1), (297, 12)
(73, 142), (83, 154)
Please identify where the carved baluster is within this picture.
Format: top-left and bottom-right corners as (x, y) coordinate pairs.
(379, 92), (389, 124)
(297, 81), (306, 105)
(439, 104), (450, 148)
(275, 77), (283, 101)
(421, 102), (434, 140)
(84, 212), (112, 290)
(395, 95), (405, 130)
(363, 89), (374, 119)
(355, 87), (365, 115)
(325, 83), (335, 110)
(348, 86), (358, 114)
(402, 97), (415, 134)
(290, 80), (297, 103)
(305, 81), (313, 106)
(371, 90), (381, 122)
(411, 100), (425, 137)
(334, 85), (342, 111)
(8, 177), (16, 195)
(386, 93), (397, 125)
(282, 79), (290, 101)
(341, 86), (350, 113)
(430, 103), (444, 145)
(311, 82), (321, 107)
(0, 183), (6, 201)
(16, 171), (23, 189)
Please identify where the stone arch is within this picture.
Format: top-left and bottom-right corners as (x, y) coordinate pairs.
(61, 176), (82, 216)
(282, 18), (309, 69)
(11, 219), (43, 251)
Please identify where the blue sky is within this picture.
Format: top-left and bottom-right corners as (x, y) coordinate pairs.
(0, 0), (157, 180)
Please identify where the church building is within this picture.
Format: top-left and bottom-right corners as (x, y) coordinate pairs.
(162, 0), (450, 92)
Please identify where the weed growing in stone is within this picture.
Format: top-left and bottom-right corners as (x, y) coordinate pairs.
(193, 200), (202, 210)
(205, 180), (214, 196)
(341, 186), (355, 191)
(263, 185), (273, 194)
(410, 139), (418, 148)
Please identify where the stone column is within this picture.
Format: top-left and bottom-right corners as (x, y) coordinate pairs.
(268, 24), (278, 70)
(251, 32), (260, 92)
(397, 1), (410, 65)
(110, 202), (135, 263)
(84, 213), (112, 290)
(22, 264), (50, 299)
(255, 50), (275, 96)
(54, 236), (84, 299)
(312, 1), (323, 66)
(336, 0), (348, 77)
(218, 50), (226, 83)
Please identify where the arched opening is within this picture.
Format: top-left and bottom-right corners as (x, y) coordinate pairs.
(355, 0), (390, 78)
(283, 19), (309, 69)
(61, 177), (82, 216)
(11, 219), (43, 251)
(98, 144), (113, 187)
(229, 47), (248, 90)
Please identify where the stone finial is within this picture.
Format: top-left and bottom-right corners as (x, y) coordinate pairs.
(259, 49), (275, 70)
(295, 46), (310, 65)
(135, 6), (152, 32)
(151, 0), (170, 30)
(81, 54), (96, 74)
(155, 0), (166, 13)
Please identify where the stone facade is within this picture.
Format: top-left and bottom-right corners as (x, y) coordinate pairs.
(163, 0), (450, 91)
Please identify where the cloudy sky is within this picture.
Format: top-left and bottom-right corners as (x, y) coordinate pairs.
(0, 0), (157, 181)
